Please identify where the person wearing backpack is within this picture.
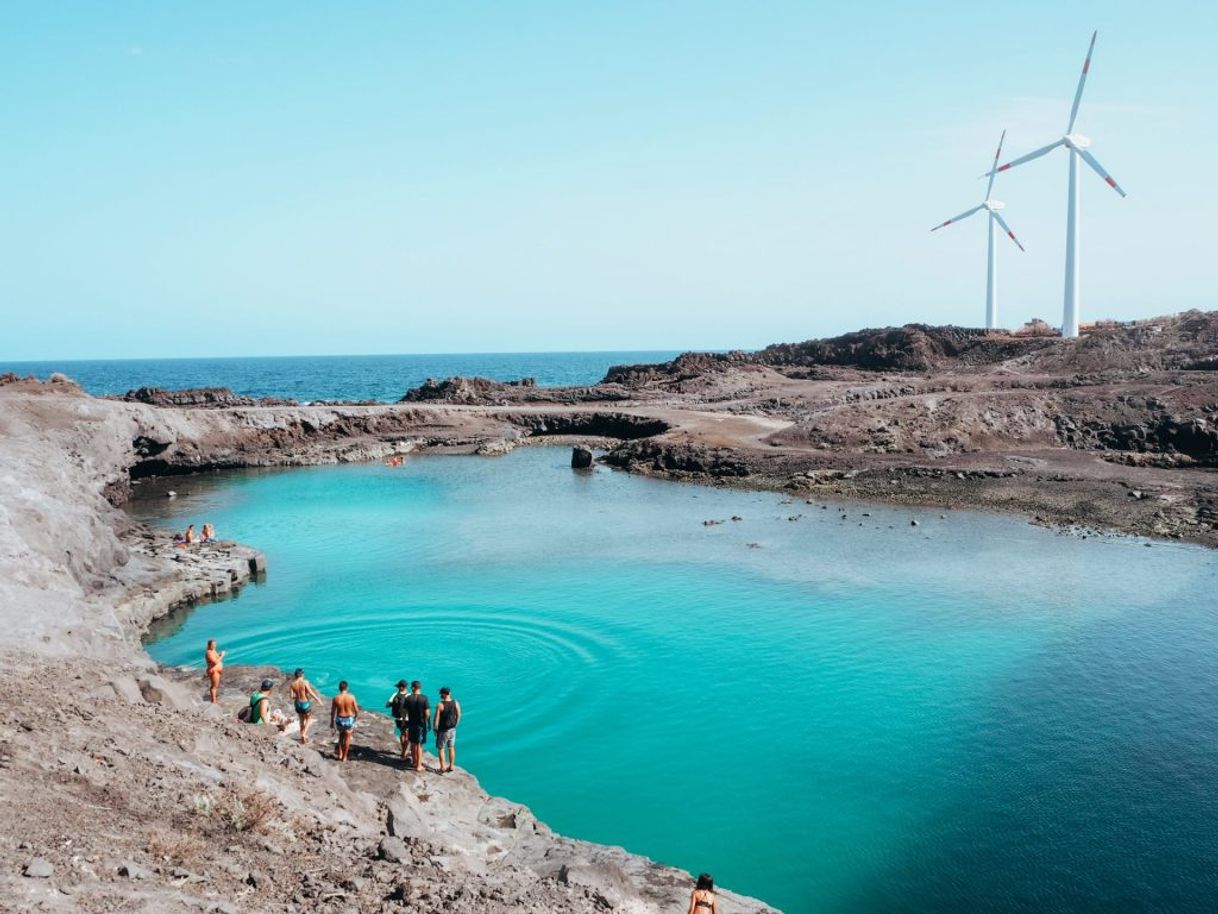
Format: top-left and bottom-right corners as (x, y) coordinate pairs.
(241, 678), (274, 726)
(385, 679), (411, 761)
(432, 687), (461, 774)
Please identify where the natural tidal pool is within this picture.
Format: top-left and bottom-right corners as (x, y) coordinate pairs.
(136, 448), (1218, 914)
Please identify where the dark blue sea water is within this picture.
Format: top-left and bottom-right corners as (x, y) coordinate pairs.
(138, 450), (1218, 914)
(0, 351), (678, 403)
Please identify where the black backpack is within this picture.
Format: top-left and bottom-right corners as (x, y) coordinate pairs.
(390, 692), (410, 721)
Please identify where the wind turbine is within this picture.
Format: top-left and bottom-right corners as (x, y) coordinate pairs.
(985, 31), (1127, 338)
(932, 129), (1026, 331)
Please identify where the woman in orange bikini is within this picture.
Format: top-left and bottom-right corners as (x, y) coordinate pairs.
(205, 639), (225, 703)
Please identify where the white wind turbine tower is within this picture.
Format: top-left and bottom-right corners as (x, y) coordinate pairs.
(985, 31), (1127, 338)
(931, 129), (1026, 330)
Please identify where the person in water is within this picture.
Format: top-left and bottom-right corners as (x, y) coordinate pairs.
(289, 668), (322, 744)
(432, 686), (461, 774)
(386, 680), (412, 761)
(204, 639), (225, 703)
(404, 680), (430, 772)
(248, 678), (274, 726)
(688, 873), (717, 914)
(330, 680), (359, 762)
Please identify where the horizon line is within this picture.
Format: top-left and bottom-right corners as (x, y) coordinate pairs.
(0, 346), (724, 366)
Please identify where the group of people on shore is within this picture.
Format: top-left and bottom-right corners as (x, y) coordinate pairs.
(174, 521), (216, 547)
(205, 640), (461, 773)
(206, 640), (718, 909)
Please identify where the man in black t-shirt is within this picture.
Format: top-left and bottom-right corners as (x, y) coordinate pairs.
(404, 680), (430, 772)
(385, 680), (411, 760)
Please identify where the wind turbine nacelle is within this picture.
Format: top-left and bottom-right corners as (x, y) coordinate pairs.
(985, 200), (1006, 211)
(1065, 133), (1092, 149)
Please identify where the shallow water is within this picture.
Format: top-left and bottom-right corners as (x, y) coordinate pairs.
(137, 449), (1218, 914)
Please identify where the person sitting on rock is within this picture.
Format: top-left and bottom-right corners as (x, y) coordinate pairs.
(248, 678), (275, 726)
(688, 873), (717, 914)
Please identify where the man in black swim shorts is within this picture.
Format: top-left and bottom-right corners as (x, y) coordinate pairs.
(404, 680), (429, 772)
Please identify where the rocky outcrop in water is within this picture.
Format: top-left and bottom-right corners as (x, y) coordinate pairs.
(400, 376), (537, 404)
(601, 351), (753, 386)
(119, 386), (299, 408)
(603, 440), (751, 479)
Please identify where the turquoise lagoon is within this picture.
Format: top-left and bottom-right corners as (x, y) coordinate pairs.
(137, 448), (1218, 914)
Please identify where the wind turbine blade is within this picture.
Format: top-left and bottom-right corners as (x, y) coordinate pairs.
(984, 129), (1007, 199)
(930, 204), (984, 232)
(1077, 147), (1127, 197)
(990, 211), (1026, 252)
(1067, 30), (1098, 133)
(982, 139), (1065, 178)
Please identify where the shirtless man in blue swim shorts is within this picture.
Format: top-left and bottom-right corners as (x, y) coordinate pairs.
(330, 680), (359, 762)
(289, 668), (322, 744)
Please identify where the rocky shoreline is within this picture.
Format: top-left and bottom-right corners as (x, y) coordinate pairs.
(0, 376), (777, 914)
(4, 312), (1218, 911)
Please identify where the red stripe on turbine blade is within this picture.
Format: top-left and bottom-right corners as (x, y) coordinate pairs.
(998, 164), (1010, 172)
(1083, 60), (1090, 73)
(1105, 176), (1116, 188)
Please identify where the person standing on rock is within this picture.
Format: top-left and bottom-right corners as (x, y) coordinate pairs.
(688, 873), (717, 914)
(330, 681), (360, 762)
(432, 686), (461, 773)
(204, 639), (225, 703)
(289, 669), (322, 744)
(404, 680), (429, 772)
(386, 680), (412, 761)
(184, 523), (196, 545)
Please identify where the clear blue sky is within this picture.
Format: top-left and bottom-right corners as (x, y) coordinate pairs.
(2, 1), (1215, 359)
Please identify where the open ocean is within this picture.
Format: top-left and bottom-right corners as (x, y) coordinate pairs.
(0, 351), (680, 403)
